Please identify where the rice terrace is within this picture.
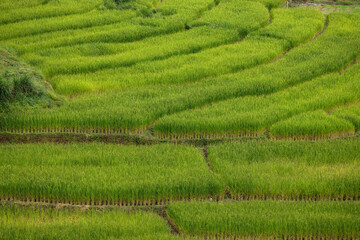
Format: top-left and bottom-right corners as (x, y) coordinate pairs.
(1, 0), (360, 239)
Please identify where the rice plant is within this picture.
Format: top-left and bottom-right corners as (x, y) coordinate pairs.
(153, 26), (360, 138)
(34, 0), (269, 77)
(332, 103), (360, 130)
(0, 0), (44, 11)
(191, 0), (270, 36)
(167, 201), (360, 238)
(0, 0), (103, 25)
(2, 13), (359, 134)
(2, 20), (180, 55)
(0, 10), (136, 41)
(208, 140), (360, 200)
(50, 8), (323, 94)
(2, 0), (215, 54)
(0, 144), (224, 204)
(0, 203), (184, 240)
(39, 27), (240, 77)
(269, 110), (356, 139)
(23, 26), (239, 69)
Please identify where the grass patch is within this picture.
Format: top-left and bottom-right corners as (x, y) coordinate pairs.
(0, 47), (60, 112)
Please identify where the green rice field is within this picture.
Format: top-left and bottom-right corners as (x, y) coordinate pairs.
(0, 0), (359, 238)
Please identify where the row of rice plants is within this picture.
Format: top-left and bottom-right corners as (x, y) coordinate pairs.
(0, 144), (224, 205)
(332, 102), (360, 130)
(167, 201), (360, 239)
(51, 8), (323, 94)
(269, 110), (356, 140)
(154, 59), (360, 138)
(0, 9), (137, 41)
(15, 0), (285, 59)
(208, 140), (360, 200)
(23, 27), (239, 70)
(190, 0), (270, 36)
(4, 21), (176, 54)
(20, 0), (259, 60)
(4, 200), (358, 240)
(39, 27), (240, 77)
(0, 0), (44, 11)
(0, 203), (186, 240)
(1, 0), (216, 54)
(23, 42), (141, 59)
(0, 0), (103, 25)
(35, 0), (270, 77)
(1, 13), (358, 134)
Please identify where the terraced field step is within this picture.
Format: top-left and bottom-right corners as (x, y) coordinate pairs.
(154, 38), (360, 138)
(33, 0), (269, 78)
(0, 140), (359, 204)
(0, 0), (103, 25)
(208, 140), (360, 200)
(167, 201), (360, 239)
(269, 110), (356, 140)
(0, 202), (187, 240)
(332, 102), (360, 130)
(0, 144), (224, 205)
(48, 7), (323, 94)
(0, 9), (137, 40)
(0, 8), (333, 132)
(2, 200), (358, 239)
(2, 0), (218, 54)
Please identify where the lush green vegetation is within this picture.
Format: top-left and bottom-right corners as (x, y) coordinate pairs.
(0, 10), (137, 41)
(35, 27), (240, 77)
(2, 0), (216, 54)
(168, 201), (360, 238)
(0, 144), (224, 204)
(8, 11), (360, 135)
(50, 8), (322, 94)
(0, 0), (45, 11)
(333, 103), (360, 130)
(0, 0), (103, 25)
(32, 0), (269, 78)
(1, 1), (360, 238)
(0, 48), (60, 111)
(269, 110), (355, 139)
(208, 140), (360, 200)
(0, 203), (184, 240)
(154, 44), (360, 138)
(0, 8), (331, 132)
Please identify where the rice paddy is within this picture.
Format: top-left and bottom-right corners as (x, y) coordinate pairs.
(208, 140), (360, 200)
(167, 201), (360, 238)
(0, 203), (187, 240)
(0, 144), (224, 204)
(1, 0), (359, 238)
